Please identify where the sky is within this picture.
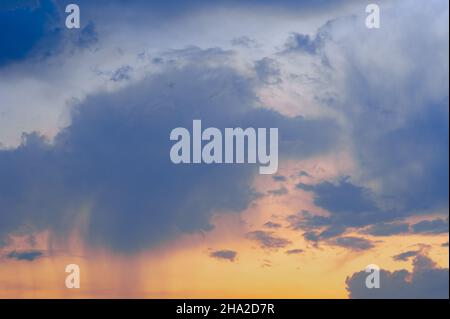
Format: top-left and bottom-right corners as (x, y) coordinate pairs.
(0, 0), (448, 298)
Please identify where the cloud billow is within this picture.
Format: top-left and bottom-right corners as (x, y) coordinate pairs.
(346, 254), (449, 299)
(0, 54), (338, 252)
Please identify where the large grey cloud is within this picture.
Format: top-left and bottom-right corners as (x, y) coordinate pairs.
(277, 0), (449, 244)
(346, 254), (449, 299)
(0, 49), (338, 252)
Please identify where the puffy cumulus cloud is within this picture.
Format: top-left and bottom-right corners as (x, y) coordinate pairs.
(0, 48), (338, 252)
(246, 230), (292, 249)
(346, 254), (449, 298)
(209, 249), (237, 262)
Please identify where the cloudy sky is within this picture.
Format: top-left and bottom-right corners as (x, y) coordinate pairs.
(0, 0), (448, 298)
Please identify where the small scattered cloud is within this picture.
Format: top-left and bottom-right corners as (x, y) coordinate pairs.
(209, 249), (237, 262)
(285, 249), (304, 255)
(284, 32), (322, 55)
(263, 221), (282, 229)
(272, 175), (286, 182)
(231, 36), (260, 48)
(6, 250), (43, 261)
(331, 236), (375, 251)
(267, 186), (288, 196)
(298, 170), (311, 177)
(247, 230), (292, 249)
(392, 250), (419, 261)
(254, 57), (282, 85)
(110, 65), (133, 82)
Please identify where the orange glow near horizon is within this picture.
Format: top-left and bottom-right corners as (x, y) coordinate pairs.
(0, 160), (448, 298)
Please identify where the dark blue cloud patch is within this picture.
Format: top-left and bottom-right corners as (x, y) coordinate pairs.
(411, 218), (449, 235)
(0, 0), (99, 67)
(392, 250), (419, 262)
(284, 33), (321, 55)
(263, 221), (282, 229)
(272, 175), (286, 182)
(0, 0), (61, 66)
(346, 254), (449, 299)
(6, 249), (43, 261)
(296, 179), (393, 231)
(364, 222), (410, 236)
(331, 236), (374, 251)
(209, 249), (237, 262)
(301, 179), (378, 216)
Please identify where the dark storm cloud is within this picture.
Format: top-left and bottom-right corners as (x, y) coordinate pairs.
(346, 254), (449, 299)
(0, 49), (338, 252)
(209, 250), (237, 262)
(246, 230), (292, 249)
